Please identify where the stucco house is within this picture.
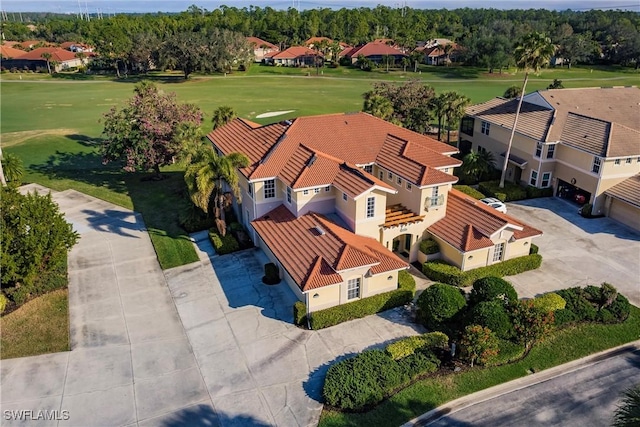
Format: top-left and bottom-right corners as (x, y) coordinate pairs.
(207, 113), (542, 311)
(246, 36), (279, 62)
(459, 87), (640, 230)
(265, 46), (321, 66)
(1, 47), (83, 71)
(341, 41), (407, 65)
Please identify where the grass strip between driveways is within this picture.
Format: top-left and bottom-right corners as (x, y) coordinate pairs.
(1, 290), (70, 359)
(319, 305), (640, 427)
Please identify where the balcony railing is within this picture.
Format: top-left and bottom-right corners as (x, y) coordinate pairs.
(425, 195), (445, 210)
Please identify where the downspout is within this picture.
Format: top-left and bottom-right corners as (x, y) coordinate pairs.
(305, 292), (312, 330)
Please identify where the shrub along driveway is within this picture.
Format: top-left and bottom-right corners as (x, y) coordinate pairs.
(506, 197), (640, 307)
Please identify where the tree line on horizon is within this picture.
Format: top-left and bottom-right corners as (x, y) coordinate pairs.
(1, 6), (638, 74)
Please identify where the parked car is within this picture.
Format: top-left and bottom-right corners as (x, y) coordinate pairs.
(480, 197), (507, 213)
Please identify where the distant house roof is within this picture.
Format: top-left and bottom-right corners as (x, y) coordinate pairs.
(20, 40), (49, 49)
(305, 36), (334, 46)
(466, 87), (640, 157)
(59, 41), (92, 51)
(605, 174), (640, 208)
(269, 46), (320, 60)
(207, 112), (461, 194)
(246, 36), (278, 51)
(2, 41), (21, 48)
(428, 189), (542, 252)
(15, 47), (77, 62)
(0, 45), (27, 59)
(344, 41), (407, 59)
(252, 205), (408, 292)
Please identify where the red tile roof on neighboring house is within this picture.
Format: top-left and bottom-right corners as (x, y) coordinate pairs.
(208, 112), (461, 195)
(305, 37), (334, 46)
(428, 189), (542, 252)
(16, 47), (77, 62)
(0, 45), (27, 59)
(344, 41), (407, 58)
(20, 40), (49, 49)
(270, 46), (321, 60)
(246, 36), (278, 50)
(252, 205), (407, 291)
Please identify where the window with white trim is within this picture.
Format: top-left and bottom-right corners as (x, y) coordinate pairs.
(364, 164), (373, 173)
(248, 183), (253, 197)
(541, 172), (551, 188)
(406, 182), (412, 191)
(347, 278), (361, 300)
(493, 243), (505, 262)
(546, 144), (555, 159)
(592, 157), (601, 174)
(530, 170), (538, 186)
(314, 188), (321, 194)
(379, 170), (384, 180)
(626, 157), (632, 164)
(397, 176), (402, 185)
(366, 196), (375, 218)
(286, 186), (292, 203)
(264, 180), (275, 199)
(614, 159), (621, 166)
(303, 189), (309, 196)
(428, 186), (441, 207)
(325, 186), (331, 192)
(388, 171), (393, 180)
(481, 121), (490, 135)
(342, 192), (347, 201)
(535, 143), (542, 158)
(637, 157), (640, 163)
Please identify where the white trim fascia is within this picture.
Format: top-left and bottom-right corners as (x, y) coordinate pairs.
(353, 185), (397, 200)
(489, 223), (524, 239)
(336, 262), (381, 274)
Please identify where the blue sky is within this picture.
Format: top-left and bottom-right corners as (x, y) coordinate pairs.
(2, 0), (639, 13)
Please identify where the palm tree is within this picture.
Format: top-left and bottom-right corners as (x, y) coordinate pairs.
(443, 91), (472, 144)
(41, 52), (52, 74)
(363, 92), (394, 121)
(211, 106), (237, 130)
(184, 149), (249, 235)
(429, 93), (447, 141)
(1, 153), (24, 185)
(401, 56), (411, 72)
(461, 150), (496, 183)
(613, 384), (640, 427)
(381, 54), (391, 72)
(411, 50), (423, 72)
(499, 32), (555, 188)
(442, 43), (454, 65)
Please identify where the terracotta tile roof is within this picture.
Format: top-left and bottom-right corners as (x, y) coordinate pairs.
(271, 46), (321, 59)
(20, 40), (48, 49)
(0, 45), (27, 59)
(305, 37), (334, 46)
(252, 205), (407, 291)
(428, 189), (542, 252)
(344, 41), (407, 58)
(2, 41), (20, 48)
(605, 174), (640, 208)
(208, 113), (460, 197)
(466, 97), (554, 141)
(16, 47), (77, 62)
(246, 37), (278, 50)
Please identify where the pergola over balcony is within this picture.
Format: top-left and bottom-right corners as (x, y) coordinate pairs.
(382, 204), (425, 229)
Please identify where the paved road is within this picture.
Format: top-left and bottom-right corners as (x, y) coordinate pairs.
(428, 346), (640, 427)
(506, 197), (640, 307)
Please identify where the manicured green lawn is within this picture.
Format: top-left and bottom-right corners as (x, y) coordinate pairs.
(1, 289), (70, 359)
(319, 305), (640, 427)
(2, 64), (637, 269)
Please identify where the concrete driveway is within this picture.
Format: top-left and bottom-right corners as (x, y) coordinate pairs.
(506, 197), (640, 306)
(2, 184), (425, 427)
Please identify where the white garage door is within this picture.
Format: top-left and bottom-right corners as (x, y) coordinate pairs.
(609, 198), (640, 231)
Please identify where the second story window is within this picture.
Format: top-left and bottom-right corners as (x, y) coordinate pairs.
(546, 144), (556, 159)
(342, 192), (347, 201)
(388, 171), (393, 180)
(366, 196), (375, 218)
(614, 159), (621, 166)
(406, 182), (412, 191)
(626, 157), (632, 164)
(314, 188), (321, 194)
(325, 186), (331, 192)
(286, 186), (292, 203)
(461, 116), (474, 136)
(481, 121), (490, 135)
(364, 164), (373, 174)
(248, 183), (253, 197)
(379, 170), (384, 180)
(303, 189), (309, 196)
(264, 180), (275, 199)
(397, 176), (402, 185)
(592, 157), (601, 174)
(428, 186), (442, 207)
(535, 143), (542, 158)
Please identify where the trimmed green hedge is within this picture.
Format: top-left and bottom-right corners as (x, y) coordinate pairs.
(469, 277), (518, 306)
(555, 284), (630, 326)
(529, 243), (539, 255)
(453, 185), (486, 200)
(308, 270), (415, 330)
(526, 186), (554, 199)
(419, 238), (440, 255)
(422, 254), (542, 287)
(294, 301), (307, 326)
(386, 332), (449, 360)
(323, 348), (440, 410)
(208, 230), (240, 255)
(479, 180), (527, 202)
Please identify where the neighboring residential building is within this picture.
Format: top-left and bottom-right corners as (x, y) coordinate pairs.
(459, 87), (640, 225)
(2, 47), (83, 71)
(0, 44), (27, 59)
(207, 112), (542, 311)
(341, 41), (407, 65)
(19, 40), (49, 50)
(603, 174), (640, 231)
(246, 36), (279, 62)
(415, 43), (460, 66)
(59, 41), (93, 52)
(265, 46), (321, 66)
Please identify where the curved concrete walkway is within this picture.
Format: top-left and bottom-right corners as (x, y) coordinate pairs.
(2, 184), (425, 426)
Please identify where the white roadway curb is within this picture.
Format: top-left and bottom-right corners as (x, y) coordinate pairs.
(401, 339), (640, 427)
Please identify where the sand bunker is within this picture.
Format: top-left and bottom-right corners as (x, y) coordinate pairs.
(255, 110), (295, 119)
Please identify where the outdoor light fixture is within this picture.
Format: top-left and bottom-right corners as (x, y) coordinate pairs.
(468, 255), (473, 260)
(313, 293), (319, 299)
(387, 275), (393, 280)
(524, 242), (529, 245)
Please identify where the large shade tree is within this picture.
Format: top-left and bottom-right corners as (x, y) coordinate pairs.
(101, 81), (202, 179)
(184, 149), (249, 235)
(499, 32), (555, 188)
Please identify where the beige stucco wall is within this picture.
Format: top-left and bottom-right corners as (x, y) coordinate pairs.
(334, 186), (357, 231)
(306, 284), (341, 312)
(431, 235), (464, 268)
(607, 198), (640, 231)
(366, 270), (400, 296)
(353, 189), (388, 239)
(461, 247), (491, 271)
(255, 235), (305, 302)
(601, 157), (640, 178)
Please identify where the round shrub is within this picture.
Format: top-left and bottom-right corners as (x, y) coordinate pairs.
(322, 349), (407, 410)
(417, 283), (467, 329)
(469, 277), (518, 306)
(470, 300), (514, 339)
(532, 292), (566, 312)
(600, 294), (630, 323)
(556, 288), (598, 322)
